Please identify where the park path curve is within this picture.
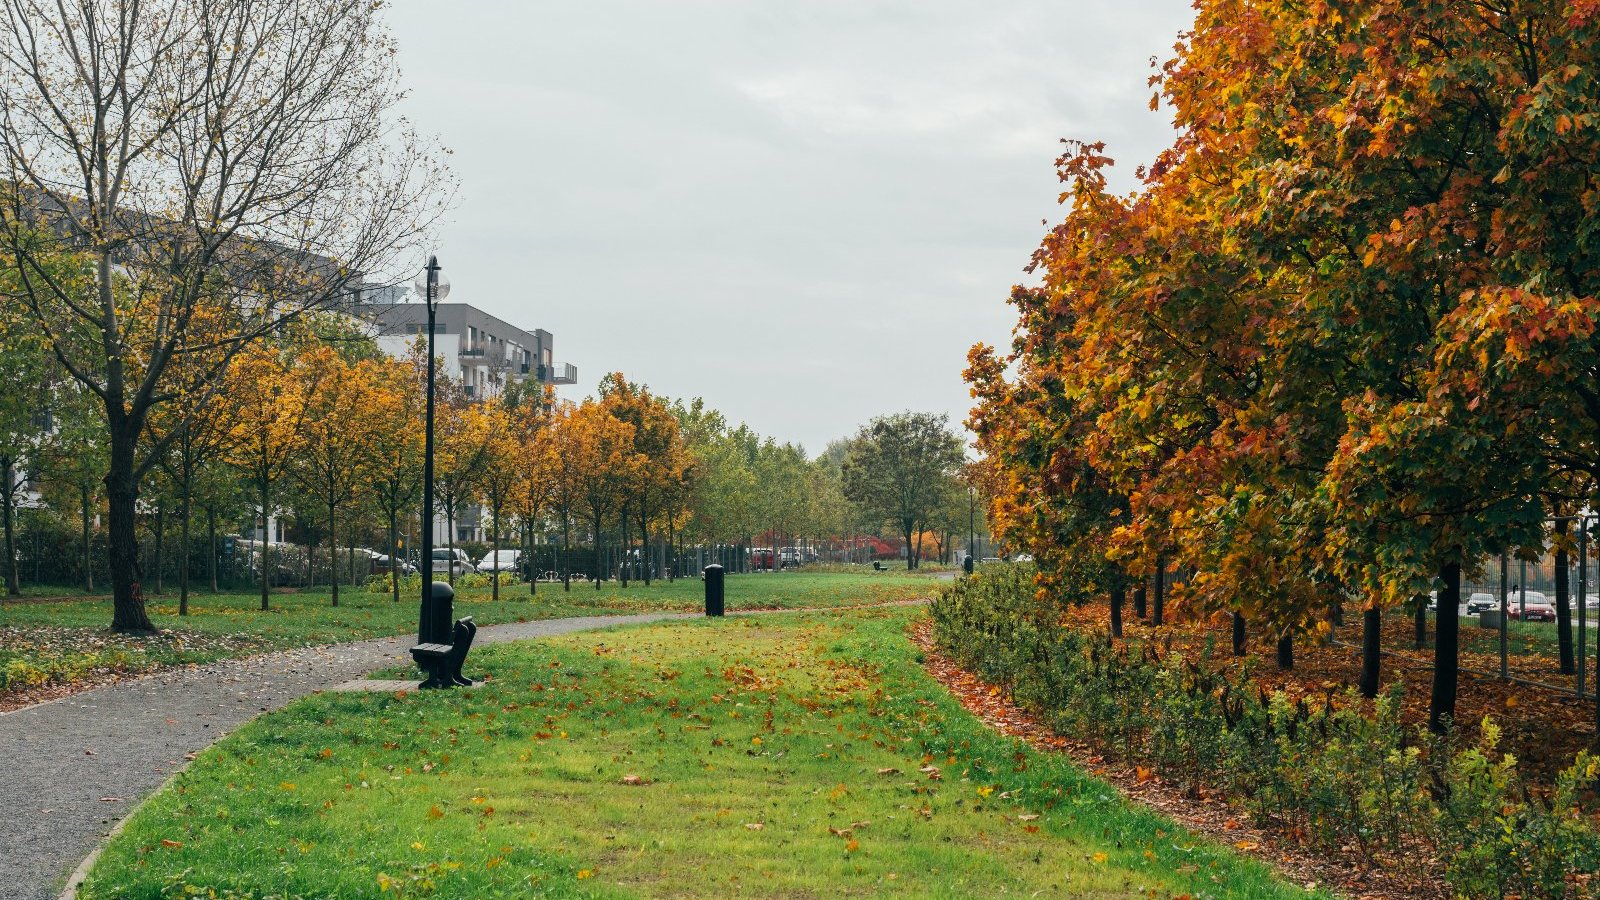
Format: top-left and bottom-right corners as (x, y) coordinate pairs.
(0, 612), (692, 900)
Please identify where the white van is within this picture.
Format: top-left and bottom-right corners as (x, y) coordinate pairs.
(477, 549), (521, 574)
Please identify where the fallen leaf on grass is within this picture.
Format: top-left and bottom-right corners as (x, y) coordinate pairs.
(160, 839), (182, 849)
(621, 774), (646, 786)
(1136, 766), (1155, 784)
(876, 767), (900, 776)
(744, 822), (764, 831)
(1018, 813), (1040, 822)
(1235, 840), (1260, 851)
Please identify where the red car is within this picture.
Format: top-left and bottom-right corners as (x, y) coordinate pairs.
(1507, 592), (1557, 622)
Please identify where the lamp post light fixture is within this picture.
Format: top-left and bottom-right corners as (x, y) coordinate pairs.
(412, 256), (449, 643)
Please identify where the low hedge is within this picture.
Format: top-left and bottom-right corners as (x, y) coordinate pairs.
(931, 565), (1600, 898)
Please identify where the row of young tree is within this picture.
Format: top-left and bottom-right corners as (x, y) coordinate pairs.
(968, 0), (1600, 732)
(2, 280), (976, 629)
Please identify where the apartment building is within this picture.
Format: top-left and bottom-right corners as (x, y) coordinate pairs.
(352, 298), (578, 399)
(348, 293), (578, 544)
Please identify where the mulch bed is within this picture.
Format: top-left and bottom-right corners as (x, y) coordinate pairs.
(911, 619), (1448, 900)
(1065, 604), (1598, 788)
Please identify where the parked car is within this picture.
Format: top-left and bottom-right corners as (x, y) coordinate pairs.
(430, 547), (475, 576)
(371, 553), (415, 577)
(477, 549), (521, 573)
(1465, 592), (1496, 614)
(1507, 591), (1557, 621)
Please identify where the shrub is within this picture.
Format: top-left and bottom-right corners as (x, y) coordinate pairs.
(931, 567), (1600, 896)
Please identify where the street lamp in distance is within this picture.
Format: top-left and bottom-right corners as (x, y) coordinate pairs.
(412, 257), (450, 644)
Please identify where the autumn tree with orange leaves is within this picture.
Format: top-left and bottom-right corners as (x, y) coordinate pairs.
(970, 0), (1600, 733)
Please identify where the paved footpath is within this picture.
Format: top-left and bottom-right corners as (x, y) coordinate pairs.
(0, 612), (691, 900)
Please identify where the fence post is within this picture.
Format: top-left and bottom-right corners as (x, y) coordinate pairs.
(1583, 520), (1591, 698)
(1500, 554), (1509, 681)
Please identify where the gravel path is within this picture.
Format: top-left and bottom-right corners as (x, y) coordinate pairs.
(0, 612), (690, 900)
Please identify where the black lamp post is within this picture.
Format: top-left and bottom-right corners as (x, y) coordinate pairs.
(413, 256), (449, 642)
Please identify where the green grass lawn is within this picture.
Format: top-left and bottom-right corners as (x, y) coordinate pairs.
(0, 571), (936, 698)
(80, 609), (1315, 899)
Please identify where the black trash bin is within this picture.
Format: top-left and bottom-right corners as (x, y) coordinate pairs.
(703, 564), (724, 617)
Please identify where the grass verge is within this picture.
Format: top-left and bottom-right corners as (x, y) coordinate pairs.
(0, 571), (935, 699)
(79, 609), (1315, 898)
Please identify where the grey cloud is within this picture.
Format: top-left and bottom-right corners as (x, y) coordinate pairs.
(387, 0), (1192, 453)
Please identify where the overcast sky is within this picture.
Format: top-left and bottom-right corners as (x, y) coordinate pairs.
(385, 0), (1194, 455)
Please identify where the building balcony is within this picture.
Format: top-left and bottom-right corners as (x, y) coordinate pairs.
(538, 362), (578, 385)
(458, 346), (486, 358)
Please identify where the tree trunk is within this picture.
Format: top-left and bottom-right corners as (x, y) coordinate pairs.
(620, 504), (631, 588)
(153, 505), (165, 595)
(1152, 558), (1165, 627)
(258, 485), (271, 611)
(446, 506), (456, 587)
(178, 482), (191, 616)
(1276, 632), (1294, 670)
(1133, 583), (1147, 618)
(1231, 612), (1246, 656)
(563, 519), (572, 591)
(107, 434), (154, 632)
(204, 499), (217, 592)
(1429, 560), (1462, 733)
(328, 502), (339, 608)
(1414, 595), (1427, 649)
(81, 484), (94, 593)
(2, 458), (18, 596)
(1359, 605), (1382, 698)
(389, 506), (402, 604)
(904, 522), (915, 571)
(638, 500), (651, 586)
(1556, 520), (1575, 675)
(207, 506), (217, 593)
(1109, 578), (1124, 638)
(593, 514), (604, 589)
(491, 504), (501, 602)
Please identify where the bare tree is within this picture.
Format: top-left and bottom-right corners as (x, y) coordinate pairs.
(0, 0), (451, 631)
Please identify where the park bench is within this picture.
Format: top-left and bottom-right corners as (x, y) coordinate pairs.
(410, 615), (476, 688)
